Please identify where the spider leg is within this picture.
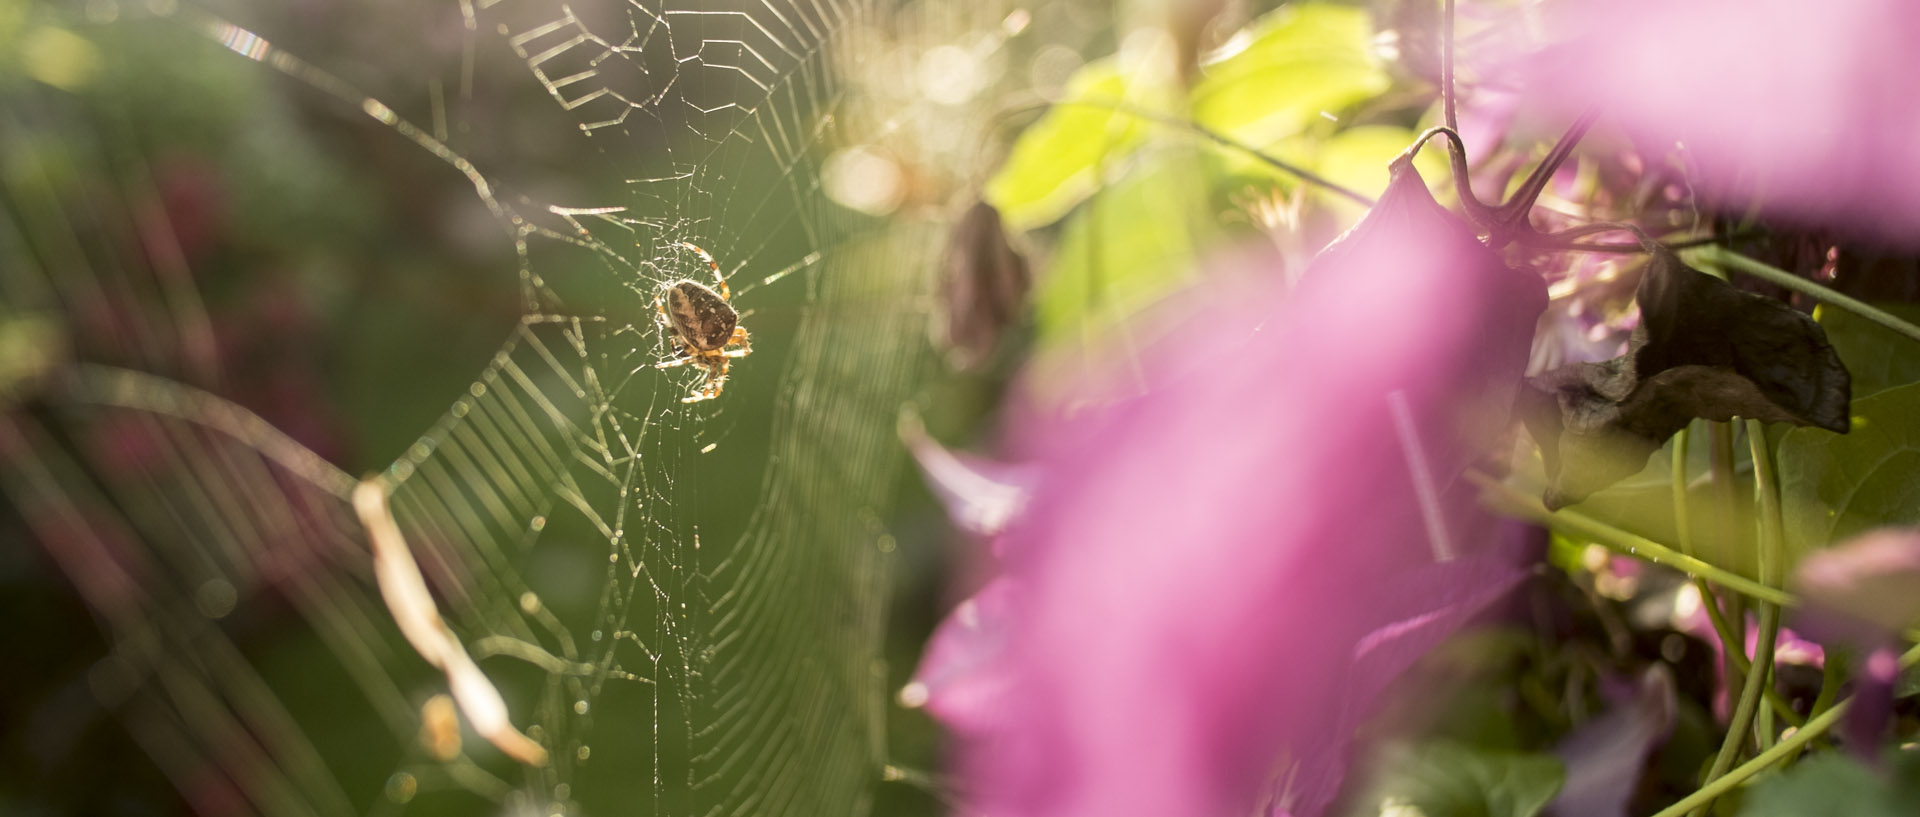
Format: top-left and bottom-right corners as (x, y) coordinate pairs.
(678, 241), (730, 301)
(720, 326), (753, 358)
(679, 357), (730, 402)
(655, 355), (695, 370)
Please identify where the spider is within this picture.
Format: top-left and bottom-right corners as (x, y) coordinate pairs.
(654, 241), (752, 403)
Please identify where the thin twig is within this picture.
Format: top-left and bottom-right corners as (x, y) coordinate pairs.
(1468, 470), (1794, 607)
(1442, 0), (1458, 132)
(1064, 98), (1379, 207)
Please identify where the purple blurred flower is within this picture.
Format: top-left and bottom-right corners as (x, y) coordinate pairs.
(913, 158), (1546, 817)
(1792, 528), (1920, 757)
(1529, 0), (1920, 243)
(1551, 666), (1677, 817)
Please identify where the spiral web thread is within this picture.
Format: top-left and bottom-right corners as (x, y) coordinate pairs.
(0, 0), (1027, 813)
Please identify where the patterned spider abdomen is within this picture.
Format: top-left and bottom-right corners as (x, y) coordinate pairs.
(662, 279), (739, 351)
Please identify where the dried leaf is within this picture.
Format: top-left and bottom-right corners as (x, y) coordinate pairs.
(933, 201), (1030, 370)
(1526, 248), (1850, 508)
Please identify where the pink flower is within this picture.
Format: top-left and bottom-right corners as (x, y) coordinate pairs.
(1528, 0), (1920, 243)
(1792, 528), (1920, 757)
(916, 158), (1546, 817)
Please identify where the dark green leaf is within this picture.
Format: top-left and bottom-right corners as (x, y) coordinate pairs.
(1736, 749), (1920, 817)
(1816, 302), (1920, 398)
(1526, 248), (1851, 508)
(1779, 382), (1920, 561)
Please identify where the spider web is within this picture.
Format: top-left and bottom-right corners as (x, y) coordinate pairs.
(0, 0), (1037, 813)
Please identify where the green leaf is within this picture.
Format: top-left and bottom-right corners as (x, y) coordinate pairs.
(983, 59), (1163, 231)
(1508, 424), (1764, 581)
(1736, 749), (1920, 817)
(1190, 3), (1389, 148)
(1031, 149), (1223, 348)
(1779, 381), (1920, 561)
(1817, 302), (1920, 398)
(1346, 741), (1564, 817)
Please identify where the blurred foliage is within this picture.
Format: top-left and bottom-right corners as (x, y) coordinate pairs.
(985, 1), (1444, 372)
(1736, 750), (1920, 817)
(1344, 740), (1564, 817)
(1187, 3), (1387, 149)
(985, 56), (1160, 232)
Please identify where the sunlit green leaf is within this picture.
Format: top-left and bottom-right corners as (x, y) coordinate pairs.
(1190, 3), (1389, 148)
(1032, 149), (1223, 348)
(1779, 381), (1920, 561)
(983, 59), (1164, 231)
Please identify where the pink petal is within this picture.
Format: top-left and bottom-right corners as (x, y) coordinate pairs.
(961, 159), (1545, 817)
(1530, 0), (1920, 244)
(902, 578), (1020, 736)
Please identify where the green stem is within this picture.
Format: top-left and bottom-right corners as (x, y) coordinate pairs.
(1709, 421), (1746, 701)
(1694, 600), (1778, 816)
(1651, 644), (1920, 817)
(1786, 656), (1846, 765)
(1676, 425), (1801, 726)
(1672, 427), (1694, 557)
(1692, 246), (1920, 345)
(1065, 99), (1378, 207)
(1692, 579), (1803, 727)
(1469, 471), (1793, 607)
(1442, 0), (1458, 133)
(1691, 420), (1788, 815)
(1746, 419), (1787, 746)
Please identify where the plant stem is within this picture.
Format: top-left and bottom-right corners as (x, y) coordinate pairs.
(1650, 644), (1920, 817)
(1442, 0), (1458, 132)
(1690, 420), (1788, 815)
(1672, 426), (1694, 556)
(1746, 418), (1786, 749)
(1708, 421), (1747, 702)
(1694, 599), (1778, 816)
(1691, 579), (1803, 727)
(1066, 99), (1378, 207)
(1786, 656), (1846, 765)
(1692, 246), (1920, 345)
(1675, 425), (1802, 726)
(1468, 470), (1793, 607)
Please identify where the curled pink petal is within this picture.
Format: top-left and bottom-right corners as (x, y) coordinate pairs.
(1794, 527), (1920, 643)
(900, 406), (1038, 539)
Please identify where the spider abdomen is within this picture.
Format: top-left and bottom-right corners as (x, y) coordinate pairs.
(662, 280), (739, 351)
